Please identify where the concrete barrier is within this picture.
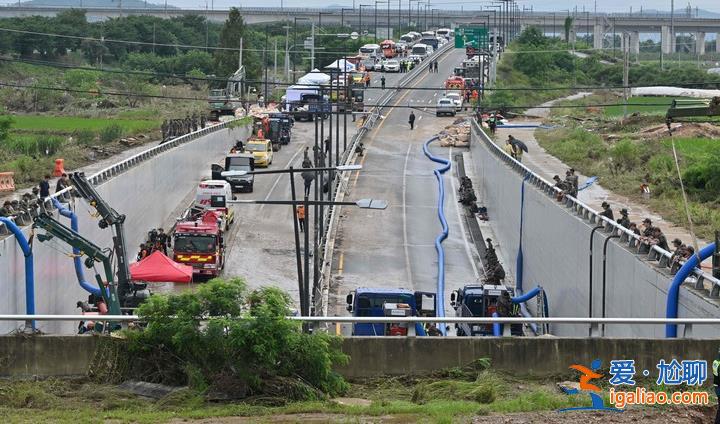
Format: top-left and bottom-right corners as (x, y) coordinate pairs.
(0, 126), (249, 334)
(1, 335), (718, 379)
(469, 123), (720, 337)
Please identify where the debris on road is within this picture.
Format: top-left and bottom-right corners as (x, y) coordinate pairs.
(438, 118), (471, 147)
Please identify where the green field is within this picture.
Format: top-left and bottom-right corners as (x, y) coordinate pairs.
(602, 96), (678, 117)
(2, 115), (159, 134)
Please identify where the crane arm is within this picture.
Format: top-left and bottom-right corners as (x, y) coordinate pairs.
(33, 212), (122, 316)
(68, 172), (131, 303)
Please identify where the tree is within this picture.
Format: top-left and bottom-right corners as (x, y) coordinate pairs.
(214, 8), (245, 80)
(125, 278), (349, 398)
(564, 16), (574, 45)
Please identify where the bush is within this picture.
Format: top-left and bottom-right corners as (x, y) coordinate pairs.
(37, 136), (63, 155)
(74, 129), (96, 145)
(609, 139), (639, 171)
(125, 278), (349, 399)
(99, 124), (123, 143)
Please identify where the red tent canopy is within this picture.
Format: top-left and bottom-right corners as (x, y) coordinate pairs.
(129, 251), (193, 283)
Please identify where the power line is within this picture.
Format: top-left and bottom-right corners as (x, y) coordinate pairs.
(0, 26), (372, 56)
(2, 56), (719, 93)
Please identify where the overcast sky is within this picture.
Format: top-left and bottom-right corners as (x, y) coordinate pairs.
(157, 0), (719, 13)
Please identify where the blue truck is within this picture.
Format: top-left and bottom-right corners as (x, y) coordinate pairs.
(346, 287), (436, 336)
(450, 284), (524, 336)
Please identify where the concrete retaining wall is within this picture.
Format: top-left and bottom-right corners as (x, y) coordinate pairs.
(469, 125), (720, 337)
(2, 335), (718, 379)
(0, 126), (248, 334)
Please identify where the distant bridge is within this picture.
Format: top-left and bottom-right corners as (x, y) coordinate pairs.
(0, 6), (718, 53)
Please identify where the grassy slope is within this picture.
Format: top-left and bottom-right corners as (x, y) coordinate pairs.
(535, 124), (720, 239)
(0, 375), (592, 423)
(3, 115), (159, 134)
(602, 96), (679, 117)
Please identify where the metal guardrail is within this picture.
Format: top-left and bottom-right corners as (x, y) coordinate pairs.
(315, 43), (454, 316)
(0, 120), (237, 237)
(0, 314), (713, 338)
(471, 120), (720, 296)
(2, 314), (719, 324)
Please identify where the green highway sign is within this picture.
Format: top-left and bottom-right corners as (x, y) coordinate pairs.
(454, 26), (488, 49)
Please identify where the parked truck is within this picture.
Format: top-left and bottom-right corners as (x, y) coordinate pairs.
(345, 287), (436, 336)
(208, 66), (245, 121)
(449, 284), (523, 336)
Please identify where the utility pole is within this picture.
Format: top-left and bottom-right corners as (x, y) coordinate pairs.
(622, 32), (630, 121)
(264, 24), (269, 101)
(238, 37), (243, 69)
(311, 23), (316, 70)
(670, 0), (675, 62)
(274, 39), (278, 90)
(284, 26), (290, 81)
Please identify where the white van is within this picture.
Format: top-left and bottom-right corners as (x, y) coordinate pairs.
(410, 43), (429, 59)
(436, 28), (452, 39)
(358, 43), (382, 59)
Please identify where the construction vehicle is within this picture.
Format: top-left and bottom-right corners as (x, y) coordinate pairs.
(173, 209), (225, 278)
(268, 112), (293, 146)
(665, 97), (720, 128)
(450, 284), (523, 336)
(345, 287), (436, 336)
(290, 93), (331, 122)
(208, 66), (246, 121)
(32, 172), (150, 329)
(212, 153), (255, 193)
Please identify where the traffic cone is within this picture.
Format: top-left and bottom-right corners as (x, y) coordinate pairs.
(53, 159), (65, 177)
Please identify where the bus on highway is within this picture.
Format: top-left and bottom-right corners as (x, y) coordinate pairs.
(380, 40), (397, 58)
(358, 43), (382, 59)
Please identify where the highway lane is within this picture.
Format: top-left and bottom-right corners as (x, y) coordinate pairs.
(211, 71), (408, 308)
(329, 48), (481, 319)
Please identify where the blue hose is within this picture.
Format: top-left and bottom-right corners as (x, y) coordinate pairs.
(666, 243), (716, 338)
(511, 285), (542, 304)
(0, 217), (35, 329)
(516, 173), (531, 293)
(422, 136), (450, 334)
(492, 311), (502, 336)
(51, 198), (102, 297)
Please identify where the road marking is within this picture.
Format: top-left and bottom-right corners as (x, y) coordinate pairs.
(402, 143), (414, 286)
(448, 147), (480, 279)
(259, 144), (306, 212)
(350, 60), (442, 189)
(337, 252), (345, 276)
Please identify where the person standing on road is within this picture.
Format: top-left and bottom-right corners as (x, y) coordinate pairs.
(39, 174), (51, 198)
(296, 204), (306, 232)
(381, 75), (386, 90)
(408, 111), (416, 130)
(504, 139), (516, 159)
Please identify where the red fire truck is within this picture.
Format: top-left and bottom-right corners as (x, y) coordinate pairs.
(172, 210), (225, 277)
